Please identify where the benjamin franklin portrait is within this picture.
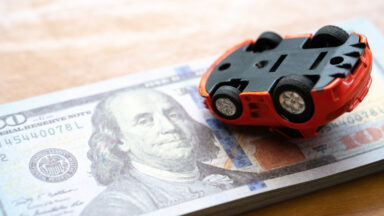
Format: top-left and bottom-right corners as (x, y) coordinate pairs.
(81, 89), (259, 216)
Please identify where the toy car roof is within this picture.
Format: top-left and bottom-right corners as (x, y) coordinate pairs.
(205, 33), (367, 94)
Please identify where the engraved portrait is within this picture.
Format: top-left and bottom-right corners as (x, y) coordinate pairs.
(81, 89), (259, 215)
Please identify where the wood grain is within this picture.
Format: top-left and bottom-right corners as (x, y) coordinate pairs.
(1, 1), (384, 215)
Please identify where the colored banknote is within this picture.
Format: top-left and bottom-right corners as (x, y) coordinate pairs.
(1, 18), (384, 216)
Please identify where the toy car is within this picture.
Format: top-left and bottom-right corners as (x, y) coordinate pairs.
(199, 25), (372, 138)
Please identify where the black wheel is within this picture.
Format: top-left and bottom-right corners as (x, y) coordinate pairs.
(212, 86), (242, 120)
(272, 75), (315, 123)
(311, 25), (349, 48)
(253, 31), (283, 52)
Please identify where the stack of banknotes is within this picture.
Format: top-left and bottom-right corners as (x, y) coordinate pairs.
(1, 18), (384, 216)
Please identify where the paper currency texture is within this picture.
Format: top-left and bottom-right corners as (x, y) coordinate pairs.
(1, 18), (384, 216)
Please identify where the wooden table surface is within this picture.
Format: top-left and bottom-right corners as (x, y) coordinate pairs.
(1, 1), (384, 215)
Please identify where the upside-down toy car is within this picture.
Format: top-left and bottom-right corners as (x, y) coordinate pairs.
(199, 25), (372, 138)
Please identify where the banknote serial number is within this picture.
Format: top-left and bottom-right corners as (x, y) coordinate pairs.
(0, 122), (83, 146)
(324, 107), (384, 130)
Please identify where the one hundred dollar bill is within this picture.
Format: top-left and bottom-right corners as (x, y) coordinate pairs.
(1, 18), (384, 216)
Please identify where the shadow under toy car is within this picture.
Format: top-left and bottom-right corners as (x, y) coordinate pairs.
(199, 25), (372, 138)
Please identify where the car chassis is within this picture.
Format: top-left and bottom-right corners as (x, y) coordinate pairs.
(199, 26), (372, 138)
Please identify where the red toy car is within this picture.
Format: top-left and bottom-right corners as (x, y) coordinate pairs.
(199, 25), (372, 138)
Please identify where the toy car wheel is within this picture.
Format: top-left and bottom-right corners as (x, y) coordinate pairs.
(253, 31), (283, 52)
(311, 25), (349, 48)
(212, 86), (242, 120)
(272, 75), (314, 123)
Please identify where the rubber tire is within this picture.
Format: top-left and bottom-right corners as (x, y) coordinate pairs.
(212, 86), (242, 120)
(272, 75), (315, 123)
(311, 25), (349, 48)
(254, 31), (283, 52)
